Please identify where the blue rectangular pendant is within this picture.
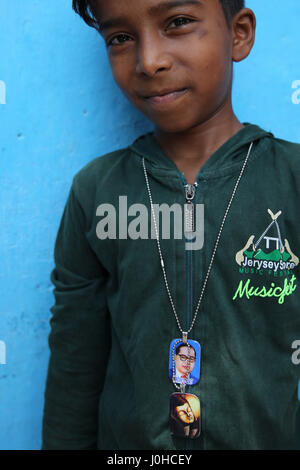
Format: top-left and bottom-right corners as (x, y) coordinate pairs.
(169, 339), (201, 385)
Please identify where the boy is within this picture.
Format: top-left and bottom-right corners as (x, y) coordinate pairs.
(42, 0), (300, 450)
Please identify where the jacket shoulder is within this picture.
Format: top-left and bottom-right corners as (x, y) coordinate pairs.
(74, 147), (130, 186)
(271, 136), (300, 157)
(71, 146), (133, 203)
(267, 136), (300, 172)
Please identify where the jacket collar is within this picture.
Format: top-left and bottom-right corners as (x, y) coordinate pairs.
(130, 123), (273, 182)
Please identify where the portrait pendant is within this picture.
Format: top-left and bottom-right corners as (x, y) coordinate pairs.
(169, 339), (201, 385)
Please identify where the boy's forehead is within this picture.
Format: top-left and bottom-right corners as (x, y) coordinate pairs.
(94, 0), (227, 35)
(95, 0), (218, 22)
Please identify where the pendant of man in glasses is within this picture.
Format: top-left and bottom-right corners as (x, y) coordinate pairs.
(169, 334), (201, 439)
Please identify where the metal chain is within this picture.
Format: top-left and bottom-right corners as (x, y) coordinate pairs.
(142, 142), (254, 336)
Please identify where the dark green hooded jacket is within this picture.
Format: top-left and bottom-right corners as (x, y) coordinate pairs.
(42, 124), (300, 450)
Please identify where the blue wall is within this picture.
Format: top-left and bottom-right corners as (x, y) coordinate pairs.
(0, 0), (299, 450)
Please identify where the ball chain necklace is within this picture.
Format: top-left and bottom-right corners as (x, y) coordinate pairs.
(142, 141), (254, 439)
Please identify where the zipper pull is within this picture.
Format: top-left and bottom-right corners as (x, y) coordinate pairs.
(184, 184), (197, 233)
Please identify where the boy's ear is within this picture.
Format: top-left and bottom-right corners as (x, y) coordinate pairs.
(231, 8), (256, 63)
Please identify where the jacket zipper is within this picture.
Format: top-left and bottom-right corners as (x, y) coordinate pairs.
(182, 178), (198, 450)
(184, 184), (197, 233)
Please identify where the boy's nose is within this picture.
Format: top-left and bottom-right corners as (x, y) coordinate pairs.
(135, 35), (172, 77)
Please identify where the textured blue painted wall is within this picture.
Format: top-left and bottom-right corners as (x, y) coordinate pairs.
(0, 0), (299, 450)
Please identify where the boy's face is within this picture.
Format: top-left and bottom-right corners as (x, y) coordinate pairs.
(96, 0), (235, 134)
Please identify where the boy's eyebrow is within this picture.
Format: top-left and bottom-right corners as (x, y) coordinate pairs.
(99, 0), (203, 33)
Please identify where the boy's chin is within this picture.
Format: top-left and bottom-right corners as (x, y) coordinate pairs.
(146, 108), (212, 134)
(151, 117), (198, 135)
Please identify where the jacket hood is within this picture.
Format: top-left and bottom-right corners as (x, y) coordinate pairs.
(130, 123), (273, 181)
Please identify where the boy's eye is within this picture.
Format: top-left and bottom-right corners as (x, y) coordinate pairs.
(168, 17), (195, 29)
(106, 17), (195, 47)
(107, 34), (129, 46)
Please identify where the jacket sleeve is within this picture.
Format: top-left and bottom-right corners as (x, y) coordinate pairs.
(42, 178), (111, 450)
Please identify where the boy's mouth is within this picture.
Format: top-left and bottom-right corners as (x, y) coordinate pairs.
(143, 88), (188, 106)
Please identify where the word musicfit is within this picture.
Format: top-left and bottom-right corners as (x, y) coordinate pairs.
(233, 275), (297, 305)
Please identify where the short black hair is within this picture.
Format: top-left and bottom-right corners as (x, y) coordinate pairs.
(72, 0), (245, 31)
(220, 0), (245, 25)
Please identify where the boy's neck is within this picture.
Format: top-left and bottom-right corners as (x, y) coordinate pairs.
(153, 100), (243, 185)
